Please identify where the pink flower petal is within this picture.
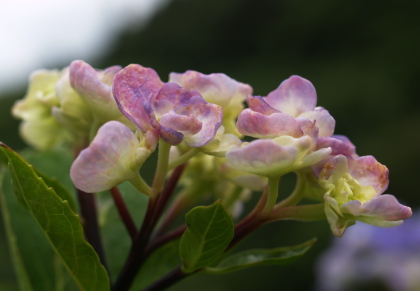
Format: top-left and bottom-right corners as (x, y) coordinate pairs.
(169, 70), (246, 107)
(70, 60), (121, 119)
(348, 156), (389, 195)
(113, 64), (163, 131)
(264, 75), (317, 117)
(299, 107), (335, 137)
(237, 109), (303, 138)
(247, 95), (279, 115)
(70, 121), (141, 193)
(180, 101), (224, 147)
(341, 195), (412, 224)
(226, 139), (298, 177)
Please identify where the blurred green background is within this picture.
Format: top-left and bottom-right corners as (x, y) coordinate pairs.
(1, 0), (419, 290)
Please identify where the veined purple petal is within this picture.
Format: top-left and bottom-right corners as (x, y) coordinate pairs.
(299, 107), (335, 137)
(169, 70), (245, 107)
(226, 139), (298, 177)
(317, 135), (356, 156)
(113, 64), (163, 131)
(70, 121), (140, 193)
(265, 75), (317, 117)
(151, 82), (205, 118)
(341, 195), (412, 223)
(348, 156), (389, 195)
(180, 101), (224, 147)
(158, 125), (184, 145)
(247, 95), (279, 115)
(160, 111), (202, 135)
(237, 109), (303, 138)
(70, 60), (121, 118)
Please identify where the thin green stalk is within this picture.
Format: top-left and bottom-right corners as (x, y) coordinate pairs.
(269, 203), (326, 222)
(168, 148), (200, 171)
(152, 140), (172, 195)
(275, 171), (306, 208)
(262, 176), (280, 215)
(129, 173), (153, 197)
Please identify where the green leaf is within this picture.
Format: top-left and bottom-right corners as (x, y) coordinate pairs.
(0, 168), (78, 291)
(0, 143), (110, 291)
(179, 201), (234, 273)
(205, 238), (317, 274)
(34, 168), (77, 212)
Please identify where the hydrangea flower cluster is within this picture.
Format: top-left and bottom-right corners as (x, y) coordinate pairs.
(10, 60), (413, 290)
(13, 60), (411, 238)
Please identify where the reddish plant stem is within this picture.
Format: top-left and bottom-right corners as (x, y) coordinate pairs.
(77, 189), (109, 272)
(112, 196), (158, 291)
(144, 224), (187, 258)
(110, 187), (137, 241)
(112, 165), (186, 291)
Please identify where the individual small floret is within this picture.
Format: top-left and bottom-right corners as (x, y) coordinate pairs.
(238, 75), (335, 139)
(319, 155), (412, 236)
(70, 121), (157, 193)
(113, 65), (223, 147)
(226, 135), (331, 178)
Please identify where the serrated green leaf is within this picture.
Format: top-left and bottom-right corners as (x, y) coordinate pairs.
(205, 238), (317, 274)
(0, 143), (110, 291)
(0, 168), (78, 291)
(180, 201), (234, 273)
(0, 168), (34, 291)
(34, 168), (77, 212)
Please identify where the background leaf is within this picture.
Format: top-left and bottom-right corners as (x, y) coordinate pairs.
(205, 238), (317, 274)
(0, 144), (110, 291)
(180, 201), (234, 273)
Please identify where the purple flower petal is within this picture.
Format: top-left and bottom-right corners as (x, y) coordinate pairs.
(247, 95), (279, 115)
(70, 60), (121, 119)
(264, 75), (317, 117)
(317, 135), (356, 157)
(70, 121), (141, 193)
(160, 110), (202, 135)
(341, 195), (412, 224)
(151, 82), (205, 118)
(226, 139), (298, 177)
(179, 101), (224, 147)
(113, 64), (163, 131)
(299, 107), (335, 137)
(169, 70), (247, 107)
(237, 109), (303, 138)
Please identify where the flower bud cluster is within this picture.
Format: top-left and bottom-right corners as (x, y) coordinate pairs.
(13, 61), (412, 236)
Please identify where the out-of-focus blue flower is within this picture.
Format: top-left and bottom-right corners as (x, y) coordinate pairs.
(316, 211), (420, 291)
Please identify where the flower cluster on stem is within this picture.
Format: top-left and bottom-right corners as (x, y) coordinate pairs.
(13, 61), (412, 291)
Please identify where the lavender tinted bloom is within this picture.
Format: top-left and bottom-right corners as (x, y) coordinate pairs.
(226, 135), (331, 178)
(70, 121), (157, 193)
(113, 65), (223, 147)
(320, 155), (412, 237)
(69, 60), (125, 123)
(169, 70), (252, 137)
(237, 75), (335, 139)
(317, 213), (420, 291)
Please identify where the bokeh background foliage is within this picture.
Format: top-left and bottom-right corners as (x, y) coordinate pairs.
(1, 0), (419, 290)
